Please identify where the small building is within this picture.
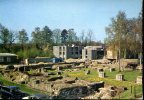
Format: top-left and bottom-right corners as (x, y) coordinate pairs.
(53, 46), (84, 60)
(106, 47), (118, 61)
(52, 58), (63, 63)
(25, 57), (52, 64)
(25, 57), (63, 64)
(0, 53), (18, 64)
(82, 46), (104, 60)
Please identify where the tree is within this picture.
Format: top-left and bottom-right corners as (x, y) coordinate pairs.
(0, 25), (17, 52)
(8, 30), (17, 51)
(132, 12), (142, 65)
(84, 36), (88, 46)
(31, 27), (42, 49)
(67, 29), (78, 46)
(79, 30), (85, 45)
(52, 28), (61, 45)
(32, 26), (53, 49)
(105, 11), (142, 71)
(0, 26), (9, 46)
(87, 29), (93, 45)
(61, 29), (68, 45)
(105, 11), (129, 71)
(41, 26), (53, 45)
(18, 29), (28, 49)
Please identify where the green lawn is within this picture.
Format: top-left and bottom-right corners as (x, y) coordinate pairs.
(0, 74), (45, 95)
(114, 85), (143, 99)
(105, 69), (142, 82)
(62, 68), (142, 82)
(61, 68), (143, 99)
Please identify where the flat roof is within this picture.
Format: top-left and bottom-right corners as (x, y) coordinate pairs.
(53, 46), (84, 47)
(0, 53), (17, 57)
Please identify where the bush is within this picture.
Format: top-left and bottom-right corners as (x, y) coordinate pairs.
(5, 65), (14, 70)
(16, 48), (54, 59)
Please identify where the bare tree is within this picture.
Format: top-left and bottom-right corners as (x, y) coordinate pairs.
(87, 29), (93, 45)
(79, 30), (85, 45)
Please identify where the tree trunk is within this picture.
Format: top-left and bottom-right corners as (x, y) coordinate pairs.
(124, 49), (127, 59)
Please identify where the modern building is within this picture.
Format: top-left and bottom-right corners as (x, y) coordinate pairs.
(0, 53), (18, 64)
(53, 46), (84, 59)
(82, 46), (104, 60)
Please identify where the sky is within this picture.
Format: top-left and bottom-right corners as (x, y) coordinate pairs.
(0, 0), (142, 42)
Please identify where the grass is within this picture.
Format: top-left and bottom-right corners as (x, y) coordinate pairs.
(105, 69), (142, 82)
(114, 85), (143, 99)
(61, 68), (143, 99)
(0, 74), (45, 95)
(63, 68), (142, 82)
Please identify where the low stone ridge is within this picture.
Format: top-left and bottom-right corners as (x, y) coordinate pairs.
(88, 81), (104, 91)
(48, 76), (63, 81)
(48, 72), (56, 75)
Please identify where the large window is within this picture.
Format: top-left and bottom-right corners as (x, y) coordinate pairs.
(71, 47), (73, 52)
(86, 50), (88, 55)
(63, 47), (65, 51)
(59, 47), (62, 51)
(7, 57), (11, 62)
(79, 50), (82, 54)
(59, 52), (62, 55)
(75, 52), (78, 55)
(0, 57), (4, 62)
(75, 47), (78, 51)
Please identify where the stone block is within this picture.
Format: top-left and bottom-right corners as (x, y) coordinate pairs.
(99, 72), (105, 78)
(57, 66), (60, 71)
(85, 70), (90, 75)
(38, 68), (44, 73)
(116, 74), (124, 81)
(25, 59), (29, 65)
(136, 76), (142, 84)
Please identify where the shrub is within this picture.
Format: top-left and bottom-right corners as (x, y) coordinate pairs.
(5, 65), (14, 70)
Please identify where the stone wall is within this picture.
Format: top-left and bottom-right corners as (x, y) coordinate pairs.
(58, 86), (94, 99)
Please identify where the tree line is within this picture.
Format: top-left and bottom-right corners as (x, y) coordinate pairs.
(0, 11), (142, 60)
(105, 11), (142, 59)
(0, 25), (102, 59)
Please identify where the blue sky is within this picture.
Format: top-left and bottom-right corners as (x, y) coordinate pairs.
(0, 0), (142, 42)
